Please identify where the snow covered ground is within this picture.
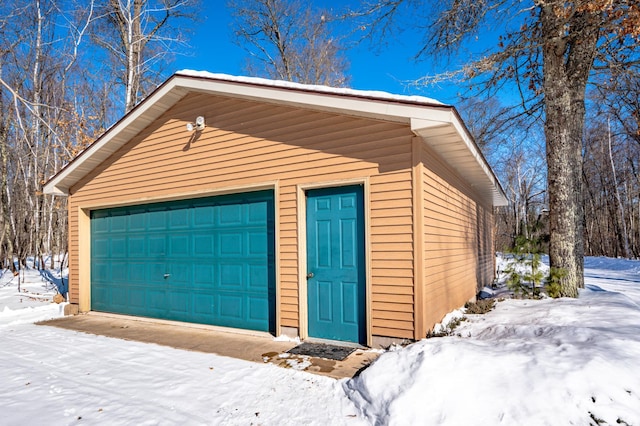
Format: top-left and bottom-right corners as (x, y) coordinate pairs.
(1, 256), (639, 425)
(0, 259), (67, 327)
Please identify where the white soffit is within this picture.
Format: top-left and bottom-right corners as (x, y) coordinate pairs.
(411, 116), (508, 206)
(44, 72), (507, 206)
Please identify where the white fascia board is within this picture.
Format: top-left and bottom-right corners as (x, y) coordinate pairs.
(43, 183), (67, 196)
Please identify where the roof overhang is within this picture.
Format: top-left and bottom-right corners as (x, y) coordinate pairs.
(44, 71), (507, 206)
(410, 115), (507, 206)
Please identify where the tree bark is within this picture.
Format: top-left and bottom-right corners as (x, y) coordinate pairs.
(541, 4), (600, 296)
(0, 66), (11, 271)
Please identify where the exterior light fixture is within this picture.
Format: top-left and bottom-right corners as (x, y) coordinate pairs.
(186, 116), (205, 132)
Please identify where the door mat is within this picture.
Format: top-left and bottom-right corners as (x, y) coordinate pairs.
(287, 342), (356, 361)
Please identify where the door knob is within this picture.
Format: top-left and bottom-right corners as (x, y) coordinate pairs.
(163, 273), (171, 279)
(306, 272), (314, 279)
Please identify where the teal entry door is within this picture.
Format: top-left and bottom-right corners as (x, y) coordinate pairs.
(306, 185), (366, 344)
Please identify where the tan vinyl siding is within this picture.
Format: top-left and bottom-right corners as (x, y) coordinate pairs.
(420, 142), (495, 332)
(370, 171), (415, 338)
(68, 92), (415, 338)
(67, 203), (79, 304)
(476, 204), (496, 288)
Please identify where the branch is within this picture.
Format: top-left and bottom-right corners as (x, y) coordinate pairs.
(0, 76), (64, 149)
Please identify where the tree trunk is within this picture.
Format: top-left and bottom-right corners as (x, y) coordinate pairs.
(545, 89), (585, 296)
(541, 4), (600, 296)
(607, 119), (631, 258)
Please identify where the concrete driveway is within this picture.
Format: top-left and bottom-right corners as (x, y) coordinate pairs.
(40, 313), (378, 379)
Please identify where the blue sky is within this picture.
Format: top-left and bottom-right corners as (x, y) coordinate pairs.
(170, 1), (470, 104)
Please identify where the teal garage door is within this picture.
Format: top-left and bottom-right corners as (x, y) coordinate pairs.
(90, 190), (275, 332)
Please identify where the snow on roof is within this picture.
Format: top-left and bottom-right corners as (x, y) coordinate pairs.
(175, 69), (445, 107)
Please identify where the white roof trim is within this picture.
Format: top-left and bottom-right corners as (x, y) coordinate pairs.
(44, 72), (507, 206)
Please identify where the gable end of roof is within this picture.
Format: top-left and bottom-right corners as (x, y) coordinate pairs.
(43, 72), (507, 206)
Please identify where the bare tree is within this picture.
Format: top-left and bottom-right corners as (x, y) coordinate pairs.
(0, 1), (107, 270)
(0, 0), (201, 274)
(582, 98), (640, 259)
(94, 0), (198, 112)
(0, 1), (99, 270)
(462, 99), (548, 251)
(356, 0), (640, 297)
(497, 137), (547, 247)
(229, 0), (349, 86)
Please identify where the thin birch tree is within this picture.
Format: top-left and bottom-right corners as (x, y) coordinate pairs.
(94, 0), (198, 113)
(0, 0), (200, 271)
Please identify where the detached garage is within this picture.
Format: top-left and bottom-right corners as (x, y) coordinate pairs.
(44, 71), (507, 347)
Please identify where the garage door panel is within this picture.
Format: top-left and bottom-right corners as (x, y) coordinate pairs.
(92, 259), (109, 277)
(249, 264), (268, 289)
(168, 291), (190, 314)
(220, 204), (243, 225)
(169, 208), (190, 228)
(167, 262), (191, 285)
(248, 232), (268, 255)
(147, 209), (167, 230)
(194, 234), (214, 256)
(248, 201), (268, 223)
(91, 285), (108, 309)
(193, 293), (214, 313)
(108, 214), (127, 232)
(219, 294), (243, 319)
(110, 286), (130, 308)
(149, 237), (166, 256)
(193, 264), (215, 285)
(148, 263), (166, 282)
(109, 261), (127, 281)
(220, 264), (243, 288)
(219, 233), (243, 256)
(193, 205), (215, 227)
(91, 190), (275, 332)
(147, 289), (167, 310)
(92, 214), (109, 232)
(128, 263), (146, 283)
(127, 236), (146, 257)
(110, 237), (127, 257)
(129, 288), (146, 309)
(92, 238), (110, 258)
(168, 234), (190, 257)
(127, 209), (146, 230)
(248, 296), (269, 321)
